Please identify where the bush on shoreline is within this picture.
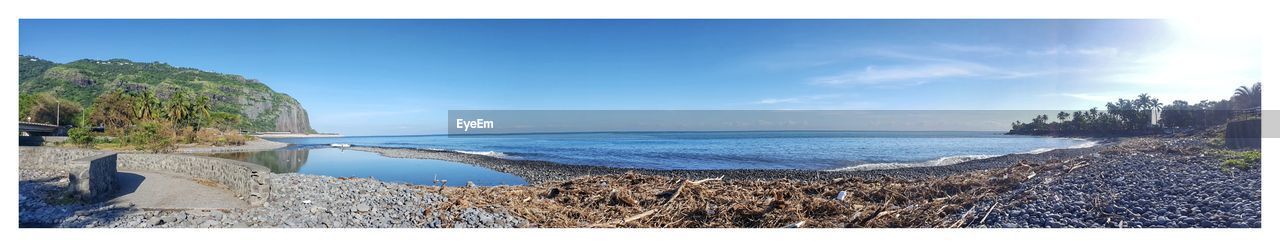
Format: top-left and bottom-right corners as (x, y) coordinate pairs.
(66, 127), (94, 147)
(1009, 82), (1261, 137)
(28, 87), (257, 153)
(123, 120), (177, 153)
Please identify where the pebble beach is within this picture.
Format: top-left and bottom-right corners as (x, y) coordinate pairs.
(18, 135), (1261, 228)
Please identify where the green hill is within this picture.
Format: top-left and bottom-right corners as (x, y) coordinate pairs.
(18, 55), (315, 133)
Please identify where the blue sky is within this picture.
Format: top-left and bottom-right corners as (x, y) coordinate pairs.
(19, 20), (1261, 135)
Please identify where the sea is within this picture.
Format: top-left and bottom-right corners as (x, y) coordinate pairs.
(209, 131), (1094, 186)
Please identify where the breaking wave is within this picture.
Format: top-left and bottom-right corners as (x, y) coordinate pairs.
(454, 150), (512, 158)
(830, 155), (998, 171)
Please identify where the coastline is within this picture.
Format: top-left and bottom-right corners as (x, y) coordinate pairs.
(20, 129), (1261, 228)
(346, 139), (1112, 185)
(253, 133), (343, 138)
(175, 138), (289, 154)
(19, 135), (1261, 227)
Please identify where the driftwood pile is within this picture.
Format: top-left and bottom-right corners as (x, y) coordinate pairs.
(428, 157), (1097, 228)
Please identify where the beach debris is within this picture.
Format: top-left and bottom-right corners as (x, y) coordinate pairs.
(1066, 162), (1091, 173)
(980, 202), (1000, 224)
(431, 156), (1073, 228)
(950, 204), (978, 228)
(609, 189), (638, 207)
(663, 176), (721, 204)
(589, 209), (657, 227)
(301, 199), (312, 204)
(466, 181), (476, 188)
(784, 221), (806, 228)
(690, 176), (724, 185)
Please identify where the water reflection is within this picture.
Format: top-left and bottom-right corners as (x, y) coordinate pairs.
(208, 147), (311, 173)
(204, 147), (527, 186)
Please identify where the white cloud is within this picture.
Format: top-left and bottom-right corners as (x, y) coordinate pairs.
(1059, 93), (1118, 102)
(812, 64), (978, 85)
(1025, 46), (1120, 57)
(808, 49), (1052, 86)
(754, 94), (843, 104)
(756, 98), (800, 104)
(934, 43), (1010, 54)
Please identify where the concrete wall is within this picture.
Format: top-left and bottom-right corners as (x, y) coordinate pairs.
(1226, 119), (1261, 149)
(66, 153), (118, 202)
(18, 147), (271, 206)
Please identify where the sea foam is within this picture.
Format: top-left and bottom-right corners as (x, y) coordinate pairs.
(455, 150), (512, 158)
(831, 154), (998, 171)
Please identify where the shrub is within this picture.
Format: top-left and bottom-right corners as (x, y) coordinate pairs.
(176, 126), (197, 144)
(195, 128), (221, 145)
(124, 120), (176, 153)
(67, 127), (94, 147)
(224, 131), (248, 146)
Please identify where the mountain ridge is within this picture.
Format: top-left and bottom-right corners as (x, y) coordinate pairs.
(18, 55), (315, 133)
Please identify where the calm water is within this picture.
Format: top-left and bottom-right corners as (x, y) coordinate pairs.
(267, 131), (1093, 171)
(207, 147), (527, 186)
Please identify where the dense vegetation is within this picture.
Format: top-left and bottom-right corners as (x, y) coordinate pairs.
(18, 55), (313, 133)
(18, 55), (309, 152)
(1009, 82), (1261, 136)
(19, 93), (83, 126)
(58, 88), (251, 152)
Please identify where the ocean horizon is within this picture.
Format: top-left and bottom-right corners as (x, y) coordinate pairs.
(263, 130), (1094, 171)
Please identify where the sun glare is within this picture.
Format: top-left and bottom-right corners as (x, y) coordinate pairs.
(1118, 19), (1262, 101)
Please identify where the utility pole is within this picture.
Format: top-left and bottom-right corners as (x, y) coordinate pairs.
(54, 88), (61, 126)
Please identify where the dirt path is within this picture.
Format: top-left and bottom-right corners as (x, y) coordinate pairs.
(108, 170), (248, 210)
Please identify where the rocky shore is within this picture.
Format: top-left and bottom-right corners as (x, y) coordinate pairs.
(19, 135), (1260, 228)
(972, 138), (1261, 228)
(20, 170), (524, 228)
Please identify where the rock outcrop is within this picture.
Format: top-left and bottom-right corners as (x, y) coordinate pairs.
(273, 96), (313, 133)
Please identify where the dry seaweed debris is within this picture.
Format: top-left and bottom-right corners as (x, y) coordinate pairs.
(432, 157), (1091, 228)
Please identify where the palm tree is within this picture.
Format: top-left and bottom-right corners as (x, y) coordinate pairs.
(132, 91), (156, 120)
(191, 96), (211, 129)
(167, 92), (188, 126)
(1233, 82), (1262, 110)
(1136, 93), (1153, 110)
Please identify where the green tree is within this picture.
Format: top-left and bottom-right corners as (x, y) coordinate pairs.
(86, 90), (137, 135)
(166, 91), (189, 126)
(24, 93), (83, 126)
(1232, 82), (1261, 110)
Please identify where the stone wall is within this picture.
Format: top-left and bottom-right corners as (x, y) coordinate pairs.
(18, 147), (106, 170)
(66, 153), (118, 202)
(118, 154), (271, 206)
(19, 147), (271, 206)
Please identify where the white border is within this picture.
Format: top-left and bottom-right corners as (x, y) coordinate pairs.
(3, 0), (1274, 246)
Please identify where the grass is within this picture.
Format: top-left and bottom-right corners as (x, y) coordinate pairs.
(1218, 149), (1261, 171)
